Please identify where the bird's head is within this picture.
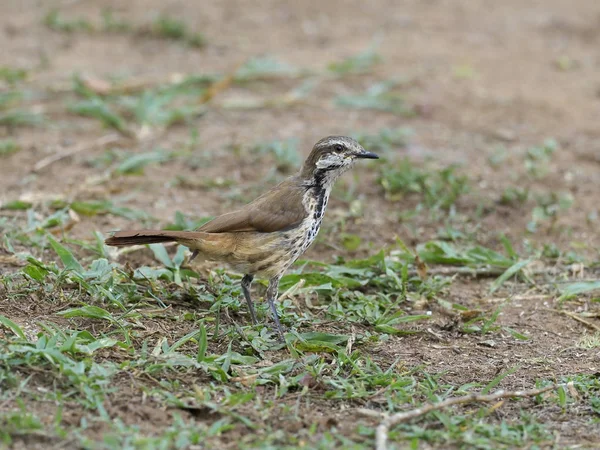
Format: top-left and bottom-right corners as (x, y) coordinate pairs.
(300, 136), (379, 185)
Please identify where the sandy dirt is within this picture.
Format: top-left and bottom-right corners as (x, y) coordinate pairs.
(1, 0), (600, 448)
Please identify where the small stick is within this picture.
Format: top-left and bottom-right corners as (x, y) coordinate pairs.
(407, 266), (569, 278)
(33, 134), (121, 172)
(358, 384), (557, 450)
(199, 60), (246, 104)
(278, 278), (306, 303)
(546, 308), (600, 333)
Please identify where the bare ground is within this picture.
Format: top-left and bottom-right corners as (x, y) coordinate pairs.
(1, 0), (600, 448)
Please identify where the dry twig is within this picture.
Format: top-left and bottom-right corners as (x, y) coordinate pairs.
(546, 308), (600, 333)
(33, 134), (121, 172)
(357, 384), (557, 450)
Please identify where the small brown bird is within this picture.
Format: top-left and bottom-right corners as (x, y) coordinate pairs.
(105, 136), (378, 337)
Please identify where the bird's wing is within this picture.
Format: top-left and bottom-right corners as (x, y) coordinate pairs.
(197, 178), (308, 233)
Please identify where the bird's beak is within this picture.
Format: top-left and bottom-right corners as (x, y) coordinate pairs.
(355, 150), (379, 159)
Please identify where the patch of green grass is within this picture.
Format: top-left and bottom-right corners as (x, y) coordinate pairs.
(0, 407), (45, 446)
(561, 373), (600, 414)
(576, 333), (600, 349)
(61, 199), (150, 220)
(525, 138), (557, 178)
(0, 239), (585, 449)
(114, 148), (177, 175)
(0, 139), (21, 157)
(69, 75), (206, 135)
(0, 200), (595, 448)
(43, 9), (205, 48)
(79, 415), (218, 449)
(163, 211), (213, 231)
(68, 97), (128, 134)
(328, 47), (381, 75)
(118, 90), (206, 128)
(379, 158), (470, 210)
(0, 67), (28, 85)
(335, 80), (415, 116)
(0, 91), (23, 110)
(100, 9), (132, 33)
(394, 411), (551, 449)
(558, 280), (600, 301)
(0, 110), (44, 128)
(252, 138), (300, 174)
(235, 56), (299, 81)
(147, 15), (205, 48)
(44, 10), (94, 33)
(527, 190), (573, 232)
(499, 186), (529, 206)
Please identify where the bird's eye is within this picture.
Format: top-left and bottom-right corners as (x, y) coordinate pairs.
(334, 144), (344, 152)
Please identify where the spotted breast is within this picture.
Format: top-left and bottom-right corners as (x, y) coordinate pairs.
(299, 186), (330, 254)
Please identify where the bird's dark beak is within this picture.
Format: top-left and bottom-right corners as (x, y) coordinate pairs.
(355, 151), (379, 159)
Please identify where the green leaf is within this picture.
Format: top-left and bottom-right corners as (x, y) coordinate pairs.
(69, 98), (127, 133)
(48, 236), (84, 274)
(467, 246), (512, 267)
(220, 341), (233, 374)
(280, 272), (364, 291)
(22, 263), (48, 281)
(297, 332), (349, 345)
(490, 259), (532, 293)
(292, 333), (350, 352)
(557, 385), (567, 408)
(82, 258), (114, 282)
(134, 266), (173, 281)
(482, 366), (519, 395)
(335, 80), (414, 116)
(503, 326), (529, 341)
(559, 280), (600, 301)
(149, 243), (174, 268)
(0, 314), (26, 339)
(328, 48), (381, 75)
(172, 245), (186, 267)
(1, 200), (32, 210)
(389, 313), (431, 324)
(116, 150), (173, 174)
(57, 305), (115, 321)
(500, 234), (517, 259)
(257, 359), (296, 376)
(76, 338), (119, 354)
(169, 328), (201, 353)
(236, 56), (297, 81)
(69, 200), (107, 216)
(340, 233), (362, 251)
(197, 323), (207, 363)
(417, 241), (468, 265)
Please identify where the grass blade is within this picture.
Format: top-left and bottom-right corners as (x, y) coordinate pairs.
(559, 281), (600, 301)
(48, 236), (84, 274)
(482, 366), (519, 395)
(0, 314), (26, 339)
(490, 259), (532, 293)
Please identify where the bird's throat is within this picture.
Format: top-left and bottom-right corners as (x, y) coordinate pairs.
(298, 169), (336, 253)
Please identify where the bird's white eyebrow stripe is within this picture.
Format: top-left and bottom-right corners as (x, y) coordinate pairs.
(315, 136), (355, 150)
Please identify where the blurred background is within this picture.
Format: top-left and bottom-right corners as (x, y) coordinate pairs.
(1, 0), (599, 257)
(2, 1), (600, 448)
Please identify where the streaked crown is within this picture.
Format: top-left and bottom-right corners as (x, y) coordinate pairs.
(300, 136), (378, 179)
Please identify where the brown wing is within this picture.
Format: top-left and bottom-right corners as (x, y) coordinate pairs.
(198, 177), (307, 233)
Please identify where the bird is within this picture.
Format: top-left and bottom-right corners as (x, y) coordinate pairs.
(105, 136), (379, 338)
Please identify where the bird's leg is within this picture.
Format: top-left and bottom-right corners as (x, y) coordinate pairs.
(241, 274), (257, 325)
(266, 276), (285, 340)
